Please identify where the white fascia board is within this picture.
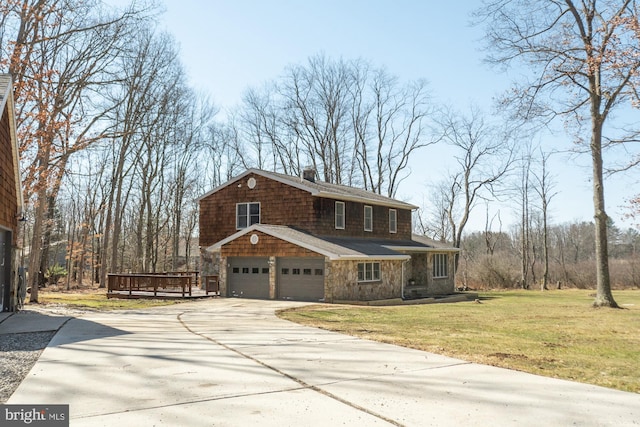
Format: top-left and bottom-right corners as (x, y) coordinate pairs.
(205, 224), (341, 259)
(196, 169), (255, 201)
(384, 245), (461, 253)
(205, 226), (255, 252)
(206, 224), (412, 261)
(337, 254), (411, 261)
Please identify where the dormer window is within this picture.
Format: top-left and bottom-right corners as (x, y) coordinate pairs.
(364, 205), (373, 232)
(335, 201), (345, 229)
(237, 202), (260, 229)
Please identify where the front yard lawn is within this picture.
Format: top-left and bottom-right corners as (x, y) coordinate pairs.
(278, 289), (640, 393)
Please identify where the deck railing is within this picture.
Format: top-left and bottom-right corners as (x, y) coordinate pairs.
(107, 273), (196, 297)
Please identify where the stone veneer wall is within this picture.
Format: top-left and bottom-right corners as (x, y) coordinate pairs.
(218, 256), (228, 296)
(325, 259), (404, 302)
(408, 252), (456, 295)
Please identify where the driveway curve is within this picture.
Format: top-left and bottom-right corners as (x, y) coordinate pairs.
(8, 298), (640, 426)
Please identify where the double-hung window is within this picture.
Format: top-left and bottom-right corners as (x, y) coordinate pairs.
(389, 209), (397, 234)
(335, 201), (345, 229)
(358, 262), (381, 282)
(432, 253), (449, 278)
(236, 202), (260, 229)
(364, 205), (373, 232)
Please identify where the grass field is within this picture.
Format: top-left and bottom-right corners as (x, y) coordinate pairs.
(38, 290), (184, 310)
(277, 289), (640, 393)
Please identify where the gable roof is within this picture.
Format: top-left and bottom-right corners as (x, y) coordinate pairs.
(207, 224), (411, 261)
(207, 224), (458, 260)
(0, 74), (24, 217)
(198, 168), (418, 210)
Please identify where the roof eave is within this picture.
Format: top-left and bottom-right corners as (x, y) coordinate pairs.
(337, 254), (411, 261)
(315, 191), (418, 210)
(206, 224), (414, 261)
(384, 245), (461, 253)
(197, 168), (419, 210)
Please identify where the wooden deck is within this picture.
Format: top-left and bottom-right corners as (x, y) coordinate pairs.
(107, 272), (220, 300)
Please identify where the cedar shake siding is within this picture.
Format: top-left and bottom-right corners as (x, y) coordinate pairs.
(220, 231), (322, 258)
(1, 73), (22, 312)
(199, 171), (414, 248)
(311, 198), (412, 240)
(199, 172), (316, 248)
(0, 102), (18, 243)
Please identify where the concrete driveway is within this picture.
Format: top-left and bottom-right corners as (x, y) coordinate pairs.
(7, 298), (640, 426)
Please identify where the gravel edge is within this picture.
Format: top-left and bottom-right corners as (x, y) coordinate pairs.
(0, 305), (86, 403)
(0, 330), (56, 403)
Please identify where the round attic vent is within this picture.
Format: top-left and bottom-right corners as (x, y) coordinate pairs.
(247, 177), (256, 189)
(250, 234), (259, 245)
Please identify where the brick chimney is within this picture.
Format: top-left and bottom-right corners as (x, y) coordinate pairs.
(302, 166), (316, 183)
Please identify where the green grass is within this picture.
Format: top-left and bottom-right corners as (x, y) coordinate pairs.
(39, 291), (183, 310)
(277, 289), (640, 393)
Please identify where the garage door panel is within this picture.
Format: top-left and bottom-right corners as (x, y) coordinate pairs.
(228, 257), (270, 299)
(277, 257), (324, 301)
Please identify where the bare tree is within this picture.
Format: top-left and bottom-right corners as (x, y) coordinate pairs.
(1, 0), (153, 302)
(415, 187), (454, 243)
(239, 54), (438, 195)
(516, 152), (533, 289)
(477, 0), (640, 307)
(100, 28), (177, 284)
(484, 204), (503, 256)
(168, 93), (215, 270)
(532, 149), (557, 290)
(433, 106), (514, 270)
(359, 71), (439, 198)
(279, 54), (355, 184)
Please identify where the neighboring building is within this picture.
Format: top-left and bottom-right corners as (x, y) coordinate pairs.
(198, 168), (458, 302)
(0, 74), (24, 312)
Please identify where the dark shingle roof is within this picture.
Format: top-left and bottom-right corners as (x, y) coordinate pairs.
(323, 235), (459, 254)
(198, 168), (418, 210)
(207, 225), (458, 259)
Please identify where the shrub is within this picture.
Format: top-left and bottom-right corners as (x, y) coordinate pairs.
(45, 264), (68, 285)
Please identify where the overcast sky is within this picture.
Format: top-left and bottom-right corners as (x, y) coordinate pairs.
(144, 0), (636, 232)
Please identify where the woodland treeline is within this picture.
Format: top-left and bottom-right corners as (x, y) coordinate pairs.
(1, 1), (639, 304)
(460, 221), (640, 290)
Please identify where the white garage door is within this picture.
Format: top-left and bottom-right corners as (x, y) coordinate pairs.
(277, 257), (325, 302)
(228, 257), (270, 299)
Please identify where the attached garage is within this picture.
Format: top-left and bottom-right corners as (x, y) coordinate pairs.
(277, 257), (325, 302)
(227, 257), (270, 299)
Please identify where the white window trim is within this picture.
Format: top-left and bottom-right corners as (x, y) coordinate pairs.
(357, 261), (381, 282)
(389, 209), (397, 234)
(364, 205), (373, 232)
(432, 253), (449, 279)
(335, 201), (345, 229)
(236, 202), (260, 229)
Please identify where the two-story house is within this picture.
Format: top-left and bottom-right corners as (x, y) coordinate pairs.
(0, 74), (24, 312)
(198, 168), (458, 302)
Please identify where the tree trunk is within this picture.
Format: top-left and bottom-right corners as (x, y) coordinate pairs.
(541, 204), (549, 291)
(27, 185), (48, 303)
(591, 120), (618, 308)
